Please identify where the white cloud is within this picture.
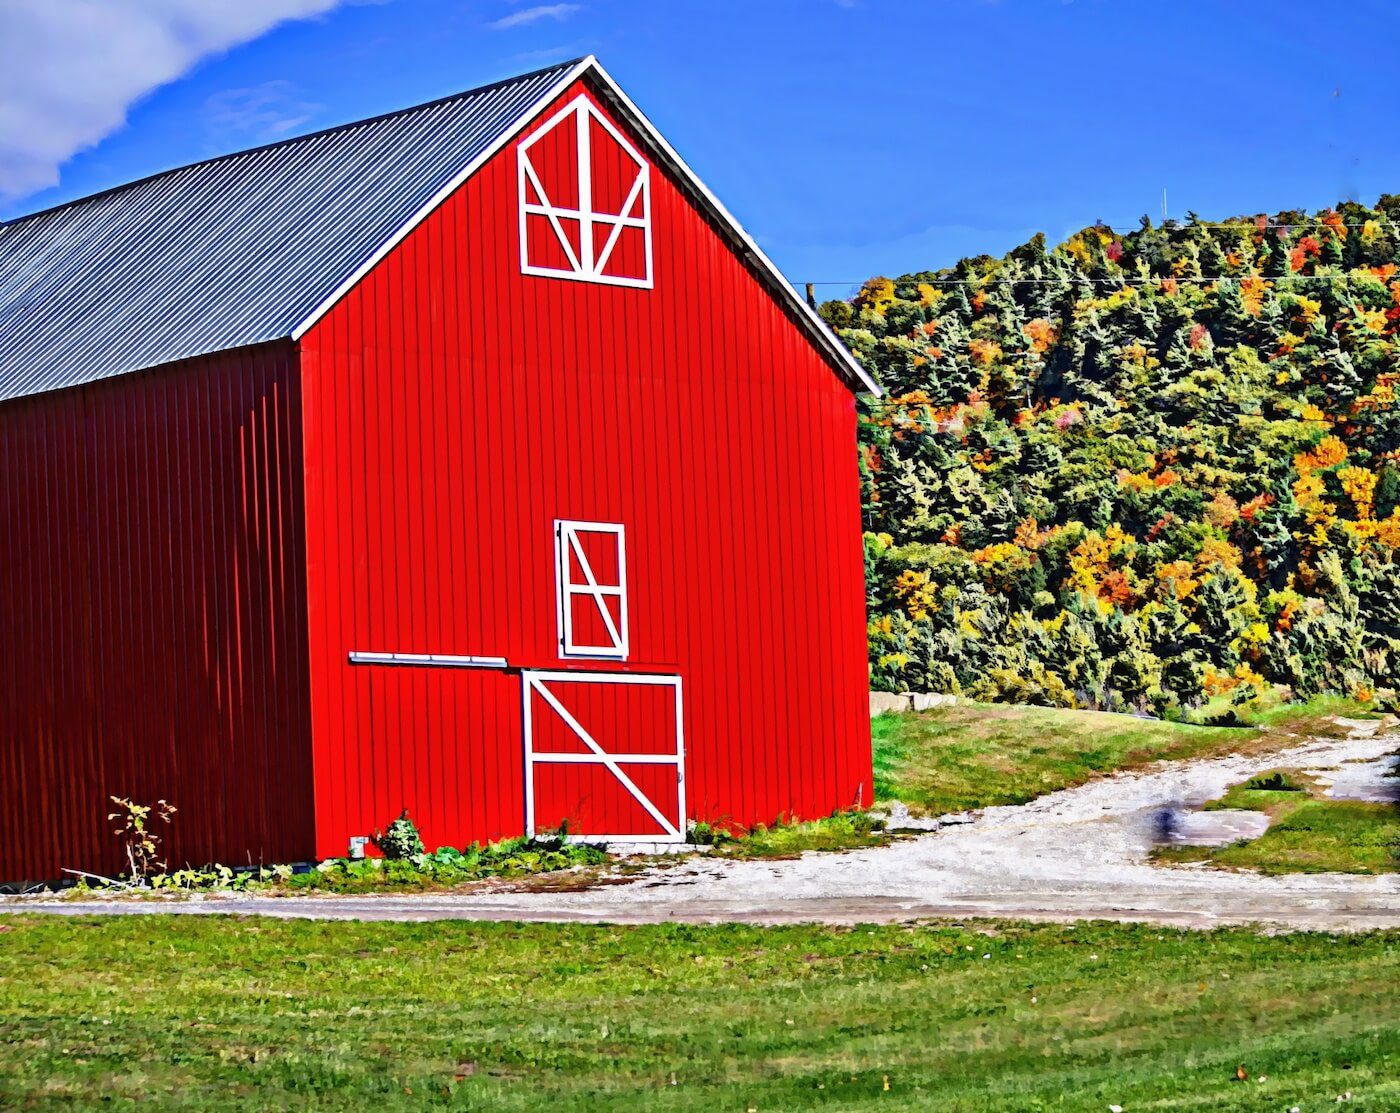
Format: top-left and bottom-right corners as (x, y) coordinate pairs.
(203, 80), (321, 144)
(0, 0), (347, 203)
(489, 4), (582, 31)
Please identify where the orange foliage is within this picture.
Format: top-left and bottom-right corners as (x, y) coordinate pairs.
(1295, 435), (1348, 475)
(1023, 318), (1059, 354)
(968, 338), (1002, 366)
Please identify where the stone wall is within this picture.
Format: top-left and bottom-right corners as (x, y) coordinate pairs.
(869, 691), (959, 717)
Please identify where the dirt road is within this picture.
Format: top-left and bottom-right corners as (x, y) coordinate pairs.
(10, 727), (1398, 931)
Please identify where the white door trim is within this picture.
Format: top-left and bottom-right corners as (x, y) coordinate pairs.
(522, 670), (685, 843)
(554, 519), (629, 659)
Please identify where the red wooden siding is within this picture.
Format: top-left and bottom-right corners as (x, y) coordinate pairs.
(0, 344), (313, 881)
(300, 77), (871, 856)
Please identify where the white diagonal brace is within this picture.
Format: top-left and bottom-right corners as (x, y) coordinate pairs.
(522, 156), (583, 273)
(592, 171), (647, 278)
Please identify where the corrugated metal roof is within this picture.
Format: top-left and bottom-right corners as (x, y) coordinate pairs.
(0, 59), (584, 402)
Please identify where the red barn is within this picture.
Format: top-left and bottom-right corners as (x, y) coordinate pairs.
(0, 57), (877, 882)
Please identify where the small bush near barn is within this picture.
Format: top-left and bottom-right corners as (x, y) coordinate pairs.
(278, 833), (610, 894)
(62, 829), (609, 897)
(370, 809), (426, 860)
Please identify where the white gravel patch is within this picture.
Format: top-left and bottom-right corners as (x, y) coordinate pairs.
(10, 725), (1398, 931)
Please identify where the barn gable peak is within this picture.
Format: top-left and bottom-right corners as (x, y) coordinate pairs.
(0, 57), (878, 402)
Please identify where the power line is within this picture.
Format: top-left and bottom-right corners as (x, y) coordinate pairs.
(803, 274), (1400, 286)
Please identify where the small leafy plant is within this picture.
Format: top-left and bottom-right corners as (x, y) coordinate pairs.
(686, 810), (891, 860)
(1244, 771), (1305, 792)
(280, 829), (608, 894)
(107, 797), (177, 881)
(372, 810), (425, 860)
(686, 819), (733, 847)
(148, 864), (294, 891)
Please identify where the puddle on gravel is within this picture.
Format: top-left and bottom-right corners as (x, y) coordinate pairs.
(1152, 808), (1272, 847)
(1315, 752), (1400, 804)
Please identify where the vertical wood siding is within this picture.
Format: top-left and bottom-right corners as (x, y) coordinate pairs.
(0, 344), (313, 881)
(301, 78), (871, 855)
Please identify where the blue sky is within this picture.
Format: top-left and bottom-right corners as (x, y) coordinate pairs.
(5, 0), (1400, 296)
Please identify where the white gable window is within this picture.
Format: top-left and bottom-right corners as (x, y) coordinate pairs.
(555, 520), (628, 659)
(518, 95), (653, 289)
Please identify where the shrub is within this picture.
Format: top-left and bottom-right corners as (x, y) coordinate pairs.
(107, 797), (176, 881)
(372, 810), (425, 860)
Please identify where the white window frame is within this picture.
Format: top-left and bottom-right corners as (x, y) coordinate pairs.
(517, 94), (653, 289)
(522, 670), (684, 843)
(555, 519), (628, 660)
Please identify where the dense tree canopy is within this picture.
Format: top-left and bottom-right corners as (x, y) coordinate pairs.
(828, 200), (1400, 715)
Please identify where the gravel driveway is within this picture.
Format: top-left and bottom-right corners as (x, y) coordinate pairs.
(10, 725), (1398, 931)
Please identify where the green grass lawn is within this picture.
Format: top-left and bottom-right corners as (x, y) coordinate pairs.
(695, 810), (893, 859)
(1154, 769), (1400, 875)
(872, 702), (1255, 815)
(0, 916), (1396, 1111)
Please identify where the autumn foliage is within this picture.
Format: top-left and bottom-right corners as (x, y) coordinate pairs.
(827, 201), (1400, 714)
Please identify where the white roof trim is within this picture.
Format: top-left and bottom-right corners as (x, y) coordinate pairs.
(583, 59), (881, 397)
(291, 57), (593, 342)
(292, 56), (881, 397)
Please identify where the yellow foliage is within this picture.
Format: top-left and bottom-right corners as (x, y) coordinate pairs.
(1293, 295), (1323, 327)
(968, 338), (1002, 367)
(1155, 560), (1198, 600)
(1063, 233), (1091, 266)
(1338, 465), (1377, 519)
(1203, 663), (1268, 696)
(1292, 472), (1325, 509)
(972, 542), (1021, 565)
(1102, 286), (1136, 311)
(1121, 342), (1148, 365)
(856, 276), (896, 316)
(1374, 512), (1400, 547)
(1241, 622), (1271, 646)
(1240, 276), (1270, 317)
(1194, 537), (1242, 572)
(1354, 306), (1389, 334)
(893, 570), (937, 621)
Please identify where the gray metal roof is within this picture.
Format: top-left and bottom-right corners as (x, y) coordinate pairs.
(0, 59), (584, 403)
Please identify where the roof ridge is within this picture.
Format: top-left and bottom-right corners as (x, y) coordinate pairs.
(1, 57), (590, 231)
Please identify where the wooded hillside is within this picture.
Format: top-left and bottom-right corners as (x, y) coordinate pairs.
(828, 200), (1400, 714)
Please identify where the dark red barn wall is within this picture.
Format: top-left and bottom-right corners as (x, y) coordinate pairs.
(0, 343), (314, 881)
(300, 77), (872, 857)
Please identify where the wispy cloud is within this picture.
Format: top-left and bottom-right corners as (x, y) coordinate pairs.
(203, 80), (321, 145)
(0, 0), (349, 203)
(489, 4), (582, 31)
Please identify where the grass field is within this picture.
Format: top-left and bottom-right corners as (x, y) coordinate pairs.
(1, 915), (1396, 1111)
(1154, 769), (1400, 875)
(871, 702), (1251, 815)
(869, 696), (1388, 817)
